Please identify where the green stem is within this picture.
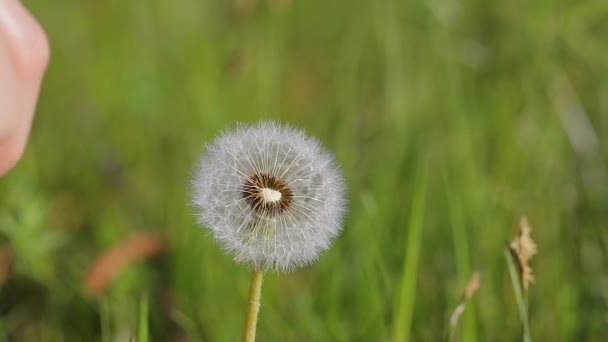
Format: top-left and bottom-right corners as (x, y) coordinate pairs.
(242, 270), (264, 342)
(504, 247), (531, 342)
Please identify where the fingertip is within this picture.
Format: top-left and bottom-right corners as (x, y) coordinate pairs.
(0, 135), (27, 177)
(0, 0), (50, 79)
(21, 16), (49, 78)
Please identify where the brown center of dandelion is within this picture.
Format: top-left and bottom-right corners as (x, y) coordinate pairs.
(241, 173), (294, 216)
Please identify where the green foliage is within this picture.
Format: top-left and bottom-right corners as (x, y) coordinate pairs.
(0, 188), (64, 284)
(1, 0), (607, 340)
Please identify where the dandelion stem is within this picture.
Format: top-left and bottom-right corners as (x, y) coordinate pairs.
(242, 269), (264, 342)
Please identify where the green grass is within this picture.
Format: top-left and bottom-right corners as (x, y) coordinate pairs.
(1, 0), (607, 340)
(505, 246), (531, 342)
(392, 163), (427, 342)
(137, 293), (150, 342)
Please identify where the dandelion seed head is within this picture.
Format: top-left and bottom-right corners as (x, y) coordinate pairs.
(191, 121), (347, 272)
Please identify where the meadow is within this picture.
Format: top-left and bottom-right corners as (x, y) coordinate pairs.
(1, 0), (607, 340)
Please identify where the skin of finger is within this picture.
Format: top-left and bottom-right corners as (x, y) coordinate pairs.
(0, 34), (18, 139)
(0, 0), (50, 75)
(0, 117), (30, 176)
(0, 0), (49, 176)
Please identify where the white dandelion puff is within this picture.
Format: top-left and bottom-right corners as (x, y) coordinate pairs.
(191, 121), (347, 272)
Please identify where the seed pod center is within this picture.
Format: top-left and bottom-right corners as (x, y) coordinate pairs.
(242, 173), (293, 216)
(260, 188), (282, 203)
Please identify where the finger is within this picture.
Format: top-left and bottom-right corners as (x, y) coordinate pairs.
(0, 0), (49, 77)
(0, 0), (49, 176)
(0, 33), (18, 139)
(0, 116), (30, 176)
(0, 0), (49, 120)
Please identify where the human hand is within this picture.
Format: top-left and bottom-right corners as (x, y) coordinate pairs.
(0, 0), (49, 176)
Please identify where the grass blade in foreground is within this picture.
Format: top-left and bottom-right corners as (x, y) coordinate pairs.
(392, 164), (428, 342)
(137, 293), (149, 342)
(505, 247), (531, 342)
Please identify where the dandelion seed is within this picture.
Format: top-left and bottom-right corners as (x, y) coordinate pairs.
(192, 121), (347, 341)
(191, 121), (347, 272)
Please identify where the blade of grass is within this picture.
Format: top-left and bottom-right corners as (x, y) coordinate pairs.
(0, 318), (7, 341)
(392, 163), (428, 342)
(505, 246), (531, 342)
(100, 298), (111, 342)
(444, 171), (477, 342)
(137, 293), (149, 342)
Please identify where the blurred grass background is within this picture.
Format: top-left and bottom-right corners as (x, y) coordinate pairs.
(1, 0), (608, 340)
